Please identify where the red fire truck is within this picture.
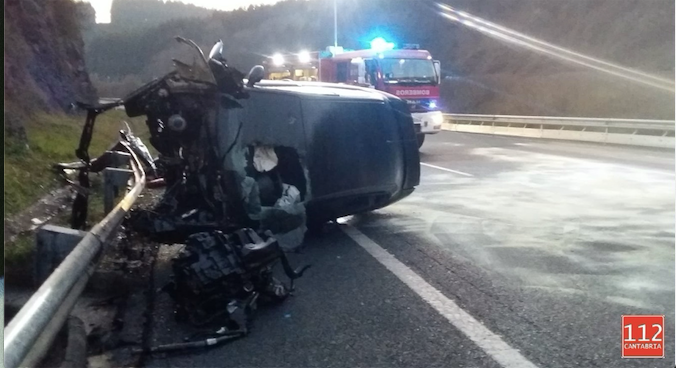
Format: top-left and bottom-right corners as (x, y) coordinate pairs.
(263, 40), (443, 148)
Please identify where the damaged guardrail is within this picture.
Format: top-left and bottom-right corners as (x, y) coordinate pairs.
(442, 113), (676, 148)
(3, 142), (146, 368)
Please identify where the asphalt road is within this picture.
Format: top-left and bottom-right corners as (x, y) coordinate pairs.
(146, 132), (675, 368)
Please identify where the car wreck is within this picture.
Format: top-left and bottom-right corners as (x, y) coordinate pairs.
(59, 37), (420, 351)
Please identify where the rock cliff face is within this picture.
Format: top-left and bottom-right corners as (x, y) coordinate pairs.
(4, 0), (98, 138)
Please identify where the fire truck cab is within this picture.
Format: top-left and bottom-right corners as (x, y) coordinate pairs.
(317, 43), (443, 148)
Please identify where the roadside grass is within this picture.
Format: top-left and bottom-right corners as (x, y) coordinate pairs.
(4, 110), (148, 217)
(48, 174), (109, 228)
(4, 109), (148, 275)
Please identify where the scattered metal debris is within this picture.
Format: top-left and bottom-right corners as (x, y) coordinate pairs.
(56, 37), (312, 353)
(120, 121), (158, 178)
(133, 330), (244, 354)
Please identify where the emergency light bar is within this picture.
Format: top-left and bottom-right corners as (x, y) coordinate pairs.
(370, 37), (395, 52)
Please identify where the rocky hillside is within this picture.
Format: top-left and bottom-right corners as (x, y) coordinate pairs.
(4, 0), (98, 139)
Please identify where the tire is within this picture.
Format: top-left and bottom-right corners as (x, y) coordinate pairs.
(417, 134), (425, 149)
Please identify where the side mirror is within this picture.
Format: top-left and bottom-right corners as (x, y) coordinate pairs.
(433, 60), (441, 84)
(247, 65), (265, 87)
(209, 40), (224, 60)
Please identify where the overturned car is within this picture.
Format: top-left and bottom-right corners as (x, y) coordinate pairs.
(63, 38), (420, 345)
(111, 38), (422, 250)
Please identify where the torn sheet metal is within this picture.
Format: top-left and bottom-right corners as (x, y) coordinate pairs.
(115, 36), (313, 248)
(120, 122), (157, 177)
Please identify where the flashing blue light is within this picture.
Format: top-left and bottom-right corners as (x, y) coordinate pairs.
(370, 37), (395, 52)
(429, 100), (438, 109)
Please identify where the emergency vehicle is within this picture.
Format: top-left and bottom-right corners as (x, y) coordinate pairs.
(263, 39), (443, 148)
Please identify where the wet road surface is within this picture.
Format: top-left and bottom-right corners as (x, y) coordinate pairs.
(146, 132), (675, 368)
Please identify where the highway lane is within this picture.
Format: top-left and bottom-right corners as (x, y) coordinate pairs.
(146, 132), (674, 368)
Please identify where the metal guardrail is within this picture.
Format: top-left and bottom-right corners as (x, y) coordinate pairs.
(4, 142), (146, 368)
(98, 98), (125, 110)
(443, 113), (676, 148)
(98, 97), (123, 104)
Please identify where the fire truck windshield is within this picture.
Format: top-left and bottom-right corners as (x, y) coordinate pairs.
(379, 58), (437, 84)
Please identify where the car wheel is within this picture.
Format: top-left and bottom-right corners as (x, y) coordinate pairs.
(417, 134), (425, 148)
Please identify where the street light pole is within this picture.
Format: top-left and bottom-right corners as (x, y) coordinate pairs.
(333, 0), (338, 47)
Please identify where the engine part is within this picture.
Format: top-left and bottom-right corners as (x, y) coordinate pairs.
(163, 228), (310, 328)
(167, 114), (187, 132)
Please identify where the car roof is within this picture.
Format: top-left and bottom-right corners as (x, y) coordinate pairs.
(250, 80), (392, 101)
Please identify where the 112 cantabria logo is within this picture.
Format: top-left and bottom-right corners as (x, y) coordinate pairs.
(622, 315), (664, 358)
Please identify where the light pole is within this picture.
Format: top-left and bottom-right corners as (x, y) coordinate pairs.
(333, 0), (338, 47)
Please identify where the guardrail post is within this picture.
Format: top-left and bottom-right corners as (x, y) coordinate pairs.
(90, 151), (130, 173)
(34, 225), (87, 286)
(103, 168), (133, 215)
(108, 151), (131, 168)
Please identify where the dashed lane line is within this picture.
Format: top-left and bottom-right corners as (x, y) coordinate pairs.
(421, 162), (474, 177)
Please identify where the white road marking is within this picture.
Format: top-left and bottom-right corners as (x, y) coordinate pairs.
(421, 162), (474, 177)
(418, 182), (464, 186)
(341, 225), (539, 368)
